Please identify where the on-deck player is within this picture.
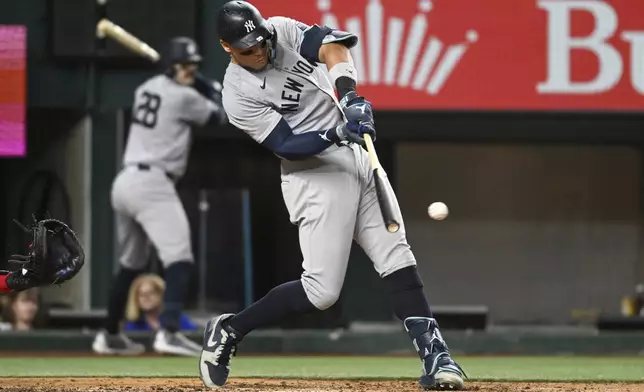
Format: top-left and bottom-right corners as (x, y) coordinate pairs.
(199, 1), (466, 390)
(92, 37), (228, 357)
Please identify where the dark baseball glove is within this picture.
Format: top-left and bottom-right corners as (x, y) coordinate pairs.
(6, 218), (85, 291)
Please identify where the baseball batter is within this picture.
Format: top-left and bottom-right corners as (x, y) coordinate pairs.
(92, 37), (227, 357)
(199, 2), (466, 390)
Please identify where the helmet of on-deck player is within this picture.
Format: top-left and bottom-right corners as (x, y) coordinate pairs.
(215, 1), (273, 49)
(165, 36), (202, 66)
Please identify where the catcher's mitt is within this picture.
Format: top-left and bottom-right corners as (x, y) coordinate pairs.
(8, 218), (85, 290)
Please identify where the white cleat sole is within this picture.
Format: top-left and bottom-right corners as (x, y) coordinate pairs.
(433, 370), (465, 390)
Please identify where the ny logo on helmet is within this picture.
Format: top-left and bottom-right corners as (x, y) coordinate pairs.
(244, 20), (256, 33)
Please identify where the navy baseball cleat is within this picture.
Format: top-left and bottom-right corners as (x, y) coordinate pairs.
(199, 313), (241, 388)
(404, 317), (467, 390)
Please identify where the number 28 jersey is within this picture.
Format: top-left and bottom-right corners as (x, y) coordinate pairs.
(122, 74), (216, 178)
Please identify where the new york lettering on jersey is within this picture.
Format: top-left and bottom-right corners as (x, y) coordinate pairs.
(268, 44), (342, 131)
(280, 60), (317, 113)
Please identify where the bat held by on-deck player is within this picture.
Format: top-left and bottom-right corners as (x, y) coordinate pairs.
(95, 18), (160, 62)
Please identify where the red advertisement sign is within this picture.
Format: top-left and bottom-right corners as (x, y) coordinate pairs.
(249, 0), (644, 111)
(0, 26), (26, 156)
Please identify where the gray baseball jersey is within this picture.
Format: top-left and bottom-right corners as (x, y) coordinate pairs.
(123, 74), (216, 178)
(221, 17), (416, 311)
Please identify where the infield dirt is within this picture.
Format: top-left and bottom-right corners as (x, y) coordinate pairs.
(0, 378), (643, 392)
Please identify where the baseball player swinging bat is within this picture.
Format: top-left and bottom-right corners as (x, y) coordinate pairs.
(363, 133), (401, 233)
(199, 2), (466, 391)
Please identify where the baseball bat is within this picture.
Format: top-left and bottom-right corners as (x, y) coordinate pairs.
(96, 19), (160, 62)
(363, 133), (401, 233)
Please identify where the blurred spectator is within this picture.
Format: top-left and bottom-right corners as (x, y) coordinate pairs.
(124, 274), (197, 332)
(0, 288), (45, 331)
(621, 284), (644, 317)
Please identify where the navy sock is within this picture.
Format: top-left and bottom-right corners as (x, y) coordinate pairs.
(227, 280), (316, 336)
(105, 266), (142, 334)
(160, 261), (193, 333)
(383, 266), (432, 320)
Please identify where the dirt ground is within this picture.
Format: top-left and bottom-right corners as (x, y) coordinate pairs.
(0, 378), (643, 392)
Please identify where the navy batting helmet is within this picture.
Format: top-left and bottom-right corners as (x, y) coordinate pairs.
(165, 37), (202, 66)
(216, 1), (273, 49)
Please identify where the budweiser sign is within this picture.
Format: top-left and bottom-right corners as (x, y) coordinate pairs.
(250, 0), (644, 111)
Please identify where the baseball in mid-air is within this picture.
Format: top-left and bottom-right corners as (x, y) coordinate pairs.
(428, 202), (449, 220)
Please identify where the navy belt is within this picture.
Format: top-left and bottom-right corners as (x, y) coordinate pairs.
(136, 163), (176, 182)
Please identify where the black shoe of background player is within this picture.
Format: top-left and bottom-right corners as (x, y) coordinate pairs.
(92, 330), (145, 355)
(153, 329), (201, 357)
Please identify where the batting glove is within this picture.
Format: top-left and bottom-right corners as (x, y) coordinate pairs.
(328, 119), (376, 146)
(339, 91), (375, 127)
